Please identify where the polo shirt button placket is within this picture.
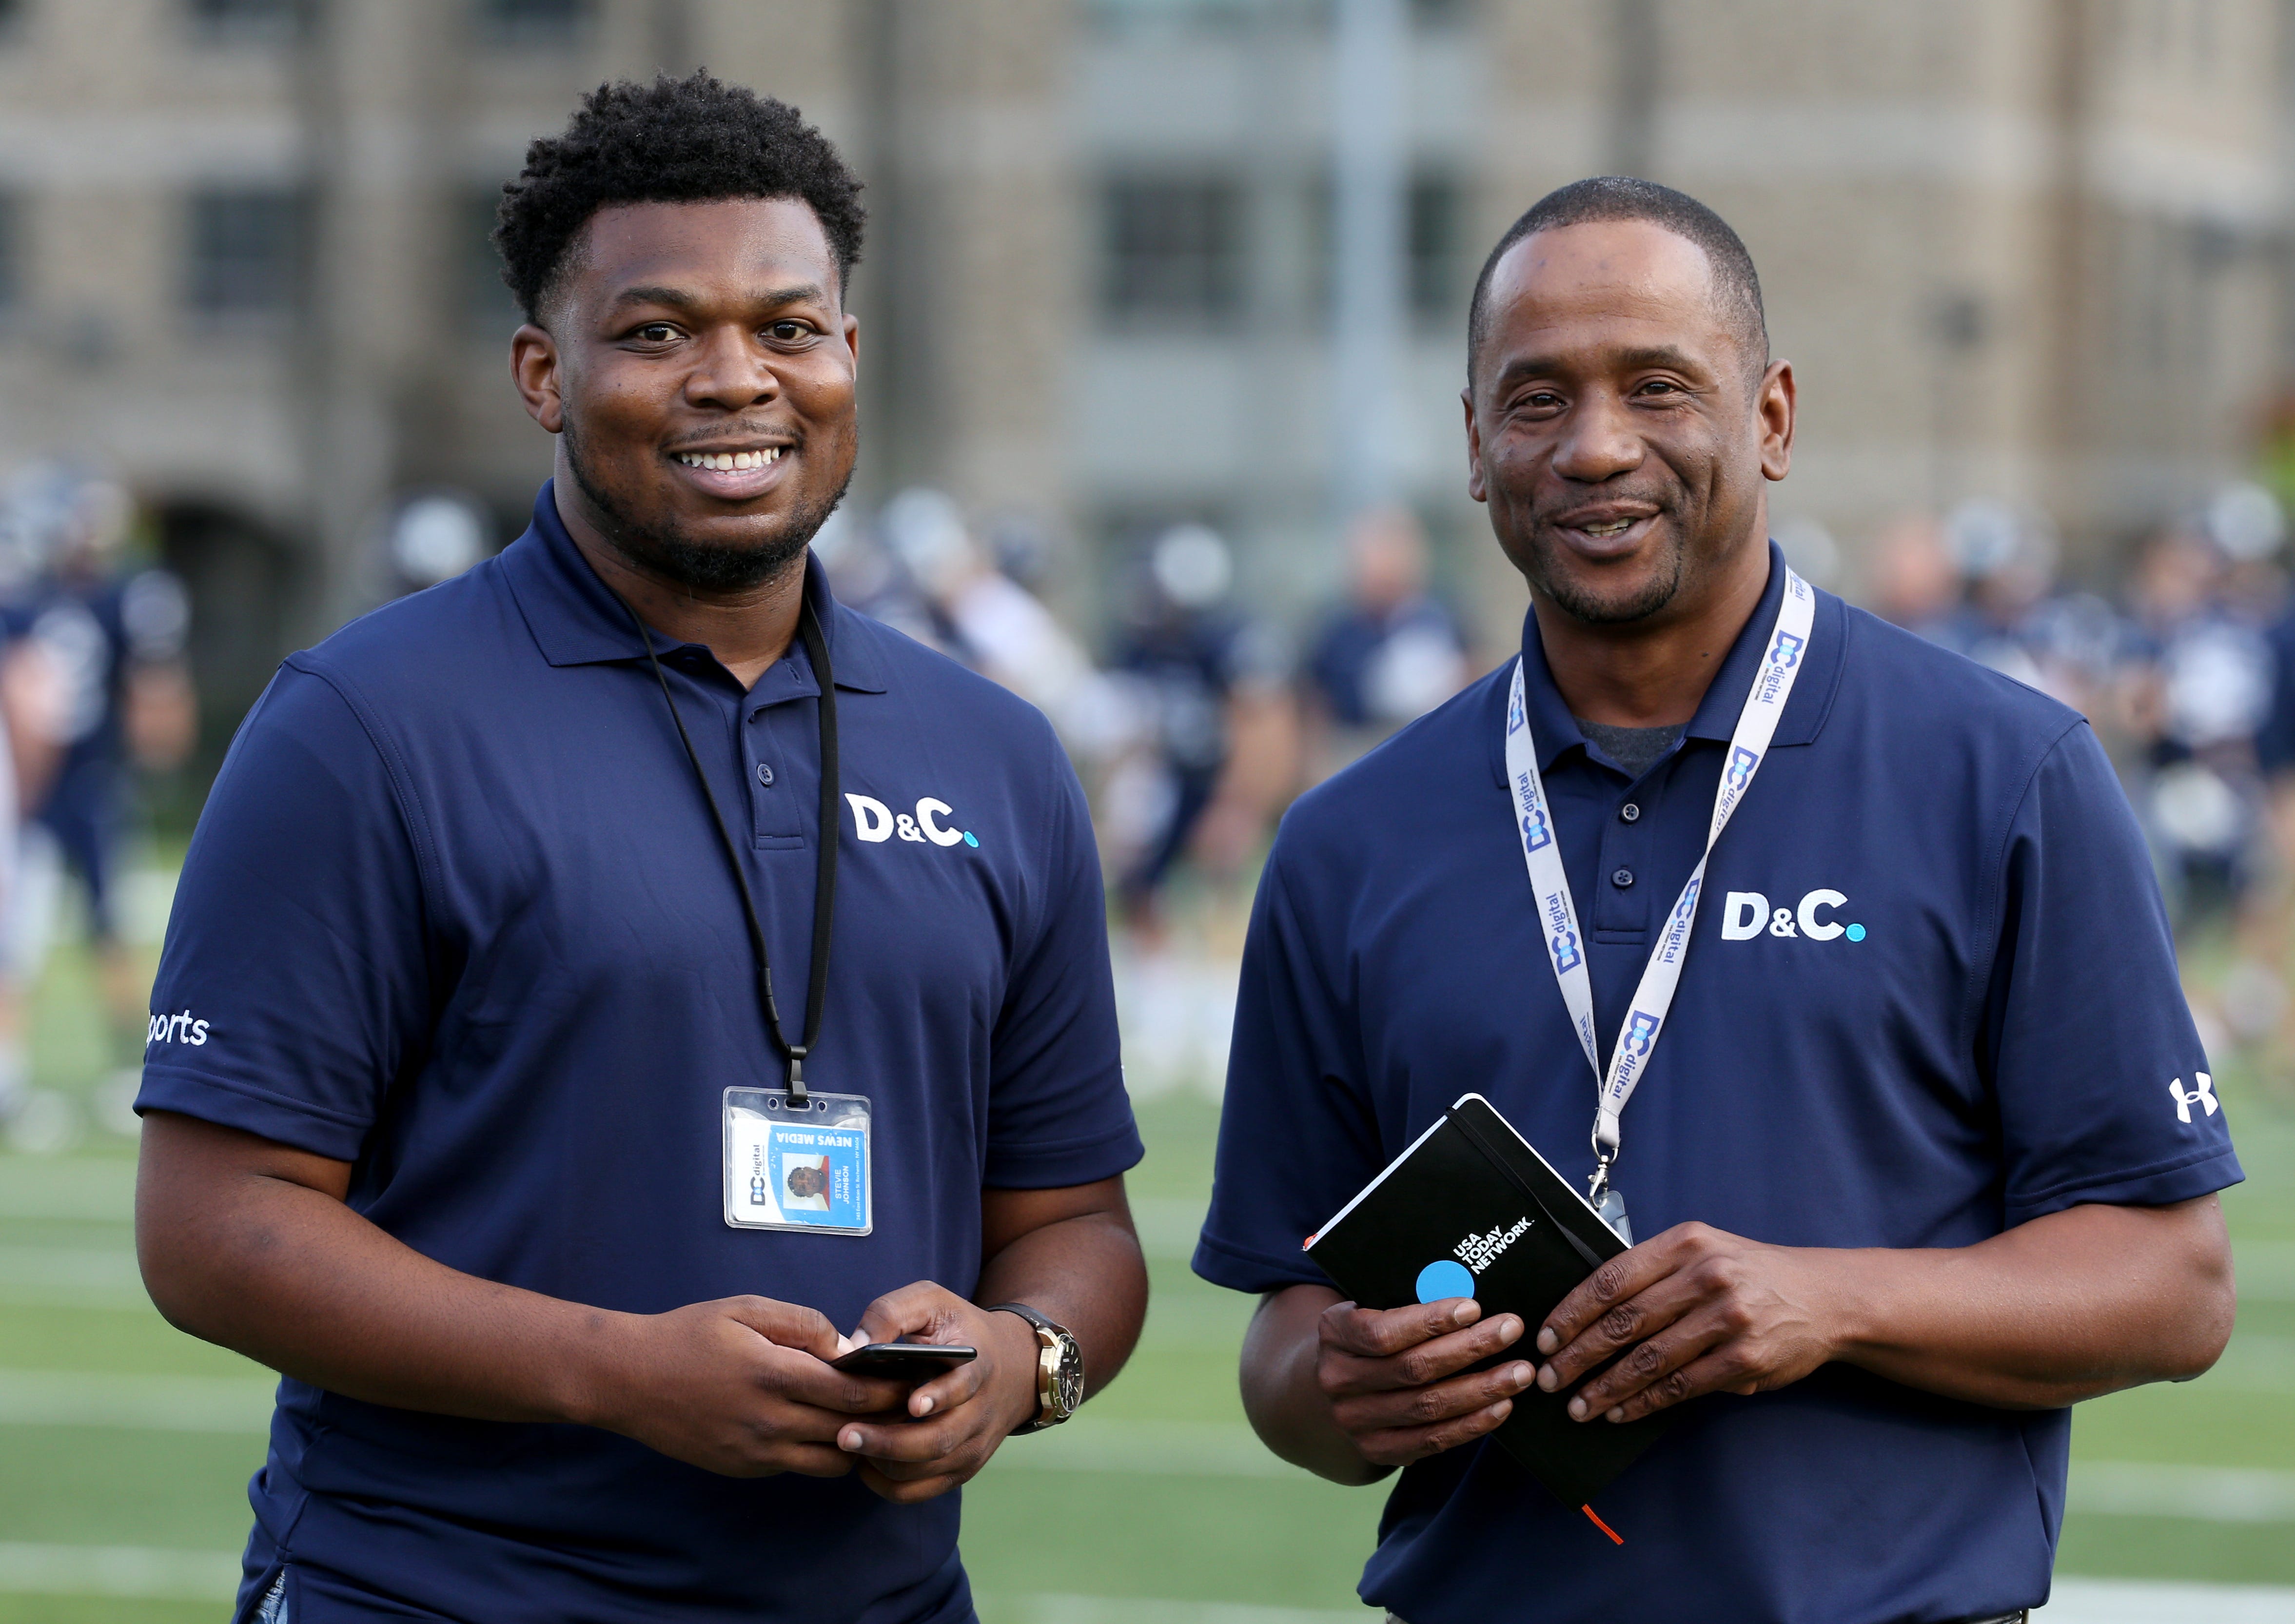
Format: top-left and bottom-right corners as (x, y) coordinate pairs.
(1611, 867), (1635, 888)
(1619, 802), (1640, 822)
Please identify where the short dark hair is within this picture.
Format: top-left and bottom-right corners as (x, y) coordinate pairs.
(1465, 176), (1767, 386)
(493, 71), (866, 324)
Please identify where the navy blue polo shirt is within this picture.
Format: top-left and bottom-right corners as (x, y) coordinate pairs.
(1195, 545), (2240, 1624)
(137, 484), (1141, 1624)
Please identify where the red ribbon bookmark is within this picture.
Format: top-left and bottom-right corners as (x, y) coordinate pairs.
(1581, 1504), (1624, 1546)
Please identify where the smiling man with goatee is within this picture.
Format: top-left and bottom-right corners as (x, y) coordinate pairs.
(132, 73), (1144, 1624)
(1195, 177), (2240, 1624)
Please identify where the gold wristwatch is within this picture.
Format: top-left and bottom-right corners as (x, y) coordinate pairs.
(988, 1302), (1084, 1433)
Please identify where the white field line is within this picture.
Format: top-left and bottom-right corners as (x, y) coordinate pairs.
(1128, 1198), (2295, 1307)
(0, 1159), (136, 1219)
(2207, 1333), (2295, 1391)
(2038, 1578), (2295, 1622)
(980, 1598), (1367, 1624)
(995, 1419), (1306, 1480)
(3, 1168), (2292, 1300)
(978, 1584), (2295, 1624)
(2069, 1462), (2295, 1524)
(0, 1244), (150, 1308)
(0, 1560), (2283, 1620)
(997, 1418), (2295, 1525)
(2236, 1240), (2295, 1302)
(0, 1542), (240, 1602)
(1, 1370), (2292, 1531)
(0, 1368), (275, 1432)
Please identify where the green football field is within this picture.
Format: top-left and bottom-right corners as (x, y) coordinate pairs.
(1, 924), (2292, 1621)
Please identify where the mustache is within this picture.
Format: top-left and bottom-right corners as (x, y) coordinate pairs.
(1531, 491), (1677, 526)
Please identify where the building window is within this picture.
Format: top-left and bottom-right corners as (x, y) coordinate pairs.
(1101, 176), (1245, 328)
(473, 0), (592, 46)
(1087, 0), (1255, 32)
(1305, 171), (1470, 325)
(1408, 173), (1467, 319)
(0, 195), (21, 313)
(185, 189), (308, 319)
(185, 0), (305, 43)
(1411, 0), (1474, 26)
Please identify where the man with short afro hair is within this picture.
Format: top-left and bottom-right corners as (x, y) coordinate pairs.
(133, 68), (1147, 1624)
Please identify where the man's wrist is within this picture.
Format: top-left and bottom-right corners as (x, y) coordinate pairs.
(556, 1306), (642, 1432)
(984, 1306), (1051, 1432)
(1796, 1244), (1881, 1369)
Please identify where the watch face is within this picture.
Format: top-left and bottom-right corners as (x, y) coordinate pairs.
(1053, 1337), (1085, 1416)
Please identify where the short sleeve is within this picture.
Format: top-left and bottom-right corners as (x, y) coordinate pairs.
(1986, 724), (2242, 1223)
(1193, 845), (1382, 1293)
(135, 662), (433, 1161)
(980, 743), (1141, 1188)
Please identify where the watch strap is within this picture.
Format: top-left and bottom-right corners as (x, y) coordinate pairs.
(988, 1301), (1057, 1335)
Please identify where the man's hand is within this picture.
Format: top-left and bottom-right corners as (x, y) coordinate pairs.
(136, 1117), (1147, 1482)
(1534, 1223), (1842, 1424)
(830, 1283), (1045, 1504)
(585, 1296), (911, 1478)
(1314, 1296), (1536, 1467)
(1242, 1202), (2233, 1484)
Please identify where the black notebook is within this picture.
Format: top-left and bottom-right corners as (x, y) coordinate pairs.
(1303, 1093), (1680, 1515)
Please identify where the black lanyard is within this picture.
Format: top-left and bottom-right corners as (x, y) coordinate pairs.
(620, 594), (840, 1102)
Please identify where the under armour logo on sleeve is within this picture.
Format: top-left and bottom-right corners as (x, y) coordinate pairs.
(2168, 1073), (2217, 1124)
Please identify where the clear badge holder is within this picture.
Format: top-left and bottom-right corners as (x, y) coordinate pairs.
(723, 1087), (873, 1235)
(1596, 1186), (1633, 1247)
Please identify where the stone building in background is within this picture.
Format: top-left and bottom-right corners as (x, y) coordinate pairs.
(0, 0), (2283, 729)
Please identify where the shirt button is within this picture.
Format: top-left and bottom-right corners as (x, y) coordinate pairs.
(755, 763), (776, 787)
(1611, 867), (1634, 888)
(1619, 803), (1641, 823)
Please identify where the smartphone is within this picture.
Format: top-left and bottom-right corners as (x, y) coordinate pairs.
(830, 1342), (978, 1379)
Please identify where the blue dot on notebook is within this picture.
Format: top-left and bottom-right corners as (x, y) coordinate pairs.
(1415, 1259), (1475, 1304)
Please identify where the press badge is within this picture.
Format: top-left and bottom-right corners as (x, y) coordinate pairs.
(723, 1088), (873, 1235)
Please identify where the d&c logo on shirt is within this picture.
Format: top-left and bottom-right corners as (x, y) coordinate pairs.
(147, 1008), (210, 1046)
(1721, 889), (1865, 944)
(846, 794), (979, 849)
(2168, 1073), (2217, 1125)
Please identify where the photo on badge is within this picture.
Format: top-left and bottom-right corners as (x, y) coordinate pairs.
(780, 1154), (833, 1211)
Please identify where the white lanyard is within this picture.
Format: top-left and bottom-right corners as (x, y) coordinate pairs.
(1503, 570), (1814, 1217)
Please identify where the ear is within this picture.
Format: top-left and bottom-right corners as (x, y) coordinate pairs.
(1756, 359), (1795, 482)
(1463, 387), (1488, 505)
(510, 323), (566, 435)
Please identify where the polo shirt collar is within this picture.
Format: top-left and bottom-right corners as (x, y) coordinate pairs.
(502, 480), (891, 693)
(1506, 540), (1842, 775)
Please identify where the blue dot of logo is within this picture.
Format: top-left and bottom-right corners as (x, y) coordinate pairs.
(1845, 922), (1866, 942)
(962, 831), (979, 848)
(1415, 1259), (1475, 1304)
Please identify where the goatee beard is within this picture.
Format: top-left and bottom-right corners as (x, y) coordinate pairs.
(1525, 527), (1686, 625)
(565, 421), (851, 594)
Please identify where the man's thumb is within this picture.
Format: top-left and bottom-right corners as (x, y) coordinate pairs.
(722, 1295), (842, 1359)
